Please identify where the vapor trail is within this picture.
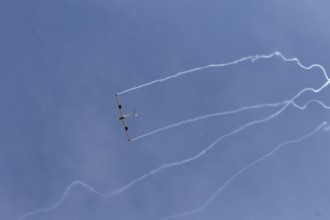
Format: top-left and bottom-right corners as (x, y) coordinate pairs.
(112, 86), (329, 195)
(113, 76), (330, 195)
(292, 99), (330, 110)
(18, 98), (330, 220)
(156, 121), (329, 220)
(117, 54), (262, 95)
(17, 52), (330, 220)
(127, 50), (330, 141)
(17, 181), (113, 220)
(117, 51), (329, 95)
(272, 52), (329, 81)
(132, 99), (330, 141)
(132, 101), (289, 141)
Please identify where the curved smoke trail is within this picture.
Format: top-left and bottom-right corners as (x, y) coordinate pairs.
(17, 52), (330, 220)
(117, 51), (329, 95)
(155, 121), (329, 220)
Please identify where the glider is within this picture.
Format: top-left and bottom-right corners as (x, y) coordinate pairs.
(115, 94), (138, 141)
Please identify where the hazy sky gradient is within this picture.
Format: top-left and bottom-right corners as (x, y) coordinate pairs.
(1, 0), (330, 219)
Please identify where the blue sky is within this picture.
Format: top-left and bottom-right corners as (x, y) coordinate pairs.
(1, 0), (330, 219)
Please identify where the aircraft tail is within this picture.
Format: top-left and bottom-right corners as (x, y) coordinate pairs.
(133, 109), (138, 118)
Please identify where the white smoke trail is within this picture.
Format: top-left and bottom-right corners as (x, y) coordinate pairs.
(117, 54), (263, 95)
(292, 99), (330, 110)
(272, 52), (329, 80)
(112, 78), (330, 195)
(117, 51), (329, 95)
(18, 98), (330, 220)
(18, 99), (329, 220)
(132, 101), (289, 141)
(127, 50), (329, 141)
(112, 89), (329, 195)
(17, 181), (113, 220)
(155, 121), (329, 220)
(132, 99), (330, 141)
(17, 52), (330, 220)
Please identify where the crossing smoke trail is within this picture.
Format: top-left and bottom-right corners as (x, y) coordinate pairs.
(18, 99), (330, 220)
(155, 121), (329, 220)
(112, 87), (330, 195)
(17, 52), (330, 220)
(112, 51), (330, 194)
(126, 51), (330, 142)
(117, 51), (329, 95)
(17, 100), (330, 220)
(132, 101), (289, 141)
(132, 99), (330, 141)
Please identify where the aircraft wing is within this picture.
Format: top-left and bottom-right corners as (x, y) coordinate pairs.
(116, 94), (131, 141)
(115, 94), (124, 118)
(122, 118), (131, 141)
